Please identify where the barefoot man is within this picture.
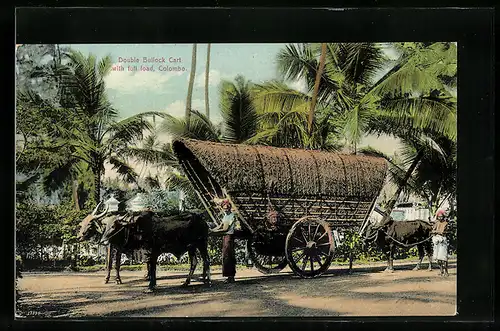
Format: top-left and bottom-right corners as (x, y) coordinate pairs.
(431, 209), (450, 276)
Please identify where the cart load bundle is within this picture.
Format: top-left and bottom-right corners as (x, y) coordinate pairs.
(172, 139), (387, 231)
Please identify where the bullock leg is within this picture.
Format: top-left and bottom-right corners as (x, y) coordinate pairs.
(438, 260), (444, 276)
(384, 245), (395, 272)
(413, 244), (425, 270)
(104, 245), (112, 284)
(114, 249), (122, 284)
(145, 252), (158, 292)
(144, 261), (150, 281)
(181, 248), (198, 287)
(426, 243), (433, 271)
(198, 242), (212, 286)
(443, 261), (449, 277)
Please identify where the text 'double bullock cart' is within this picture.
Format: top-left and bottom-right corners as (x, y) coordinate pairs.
(172, 139), (388, 278)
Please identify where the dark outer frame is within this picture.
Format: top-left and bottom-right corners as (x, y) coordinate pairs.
(4, 6), (495, 331)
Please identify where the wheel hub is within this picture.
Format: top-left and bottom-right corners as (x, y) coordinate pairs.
(306, 241), (316, 249)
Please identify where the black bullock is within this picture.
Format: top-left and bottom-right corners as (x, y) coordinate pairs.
(100, 210), (211, 292)
(362, 217), (433, 272)
(77, 203), (150, 284)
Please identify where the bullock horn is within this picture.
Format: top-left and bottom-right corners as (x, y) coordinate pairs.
(92, 202), (103, 216)
(94, 204), (109, 219)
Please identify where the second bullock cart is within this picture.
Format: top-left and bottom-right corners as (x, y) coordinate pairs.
(172, 139), (388, 278)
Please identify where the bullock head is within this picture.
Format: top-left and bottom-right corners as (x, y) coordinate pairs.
(77, 202), (109, 242)
(100, 215), (126, 245)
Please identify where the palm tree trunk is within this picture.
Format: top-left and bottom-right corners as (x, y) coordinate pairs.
(205, 43), (211, 119)
(186, 43), (198, 124)
(94, 169), (101, 204)
(308, 43), (328, 136)
(72, 179), (80, 211)
(382, 149), (424, 224)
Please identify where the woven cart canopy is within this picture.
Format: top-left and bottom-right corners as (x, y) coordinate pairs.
(172, 139), (388, 230)
(172, 139), (388, 199)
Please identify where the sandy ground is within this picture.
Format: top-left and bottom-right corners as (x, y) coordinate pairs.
(17, 259), (456, 318)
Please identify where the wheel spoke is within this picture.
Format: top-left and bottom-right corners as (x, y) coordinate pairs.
(318, 250), (329, 257)
(301, 255), (308, 271)
(308, 223), (311, 241)
(314, 254), (324, 267)
(313, 224), (320, 241)
(301, 228), (308, 243)
(292, 246), (306, 253)
(293, 236), (305, 244)
(317, 231), (328, 241)
(310, 256), (314, 273)
(294, 252), (306, 263)
(317, 242), (331, 247)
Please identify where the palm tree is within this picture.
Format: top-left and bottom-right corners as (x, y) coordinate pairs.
(219, 75), (258, 144)
(205, 43), (211, 119)
(186, 44), (198, 123)
(46, 50), (165, 203)
(308, 43), (327, 137)
(260, 42), (456, 217)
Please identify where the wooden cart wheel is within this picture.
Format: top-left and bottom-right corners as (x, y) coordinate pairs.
(285, 216), (335, 278)
(247, 237), (288, 274)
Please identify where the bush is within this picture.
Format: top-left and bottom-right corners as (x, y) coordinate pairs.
(78, 255), (97, 267)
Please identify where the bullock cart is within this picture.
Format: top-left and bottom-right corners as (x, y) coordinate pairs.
(172, 139), (388, 278)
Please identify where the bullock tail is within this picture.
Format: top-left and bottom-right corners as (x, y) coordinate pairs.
(382, 230), (432, 248)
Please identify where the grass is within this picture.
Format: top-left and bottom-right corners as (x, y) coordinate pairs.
(66, 253), (458, 273)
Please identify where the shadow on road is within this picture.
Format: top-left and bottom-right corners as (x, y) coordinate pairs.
(17, 260), (457, 318)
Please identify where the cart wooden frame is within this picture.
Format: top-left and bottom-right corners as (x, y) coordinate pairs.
(172, 139), (388, 278)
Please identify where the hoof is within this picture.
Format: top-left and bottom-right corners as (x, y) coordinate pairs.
(144, 287), (155, 293)
(384, 268), (394, 273)
(180, 282), (190, 288)
(104, 279), (110, 284)
(115, 279), (122, 285)
(412, 266), (420, 271)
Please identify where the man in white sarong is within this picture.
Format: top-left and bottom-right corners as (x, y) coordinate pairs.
(431, 209), (450, 276)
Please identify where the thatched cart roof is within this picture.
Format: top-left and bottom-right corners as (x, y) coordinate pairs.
(172, 139), (388, 200)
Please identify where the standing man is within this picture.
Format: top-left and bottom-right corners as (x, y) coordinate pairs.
(431, 209), (450, 276)
(210, 199), (237, 283)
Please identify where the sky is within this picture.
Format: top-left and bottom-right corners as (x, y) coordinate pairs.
(66, 43), (292, 124)
(64, 43), (403, 180)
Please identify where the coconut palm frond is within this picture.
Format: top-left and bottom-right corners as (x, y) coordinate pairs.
(105, 113), (157, 147)
(358, 146), (392, 161)
(341, 43), (386, 87)
(276, 43), (316, 83)
(187, 110), (220, 142)
(144, 175), (161, 190)
(41, 157), (79, 194)
(244, 127), (280, 145)
(276, 44), (340, 104)
(219, 76), (258, 144)
(124, 145), (178, 169)
(159, 111), (218, 142)
(97, 55), (113, 77)
(166, 173), (197, 200)
(378, 94), (457, 141)
(252, 80), (311, 116)
(108, 156), (138, 184)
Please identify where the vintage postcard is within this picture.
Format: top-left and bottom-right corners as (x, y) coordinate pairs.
(15, 42), (457, 318)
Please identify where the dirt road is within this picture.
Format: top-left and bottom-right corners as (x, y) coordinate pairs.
(17, 260), (456, 318)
